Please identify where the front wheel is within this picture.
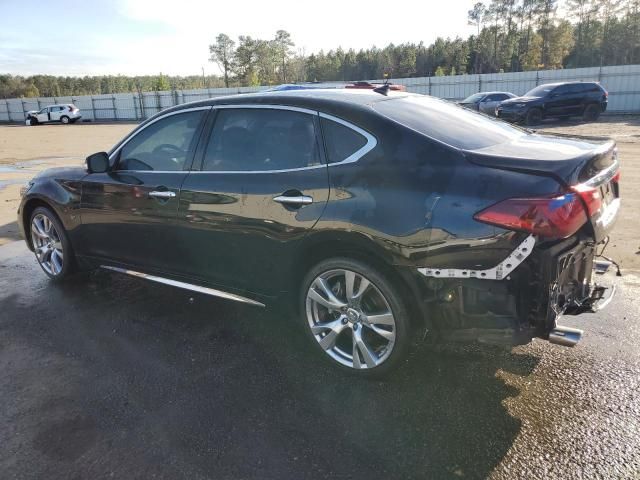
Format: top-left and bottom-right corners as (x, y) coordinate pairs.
(525, 108), (543, 126)
(30, 207), (75, 280)
(301, 258), (411, 377)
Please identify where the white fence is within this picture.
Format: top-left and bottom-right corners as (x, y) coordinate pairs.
(1, 64), (639, 123)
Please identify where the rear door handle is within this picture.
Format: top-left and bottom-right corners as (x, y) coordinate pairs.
(149, 190), (176, 199)
(273, 195), (313, 206)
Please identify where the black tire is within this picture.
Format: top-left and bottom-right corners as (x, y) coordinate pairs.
(525, 108), (543, 126)
(28, 117), (38, 126)
(300, 257), (411, 378)
(60, 115), (70, 124)
(29, 206), (76, 280)
(583, 104), (601, 122)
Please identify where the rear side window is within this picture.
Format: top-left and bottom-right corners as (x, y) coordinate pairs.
(320, 117), (367, 163)
(202, 108), (321, 172)
(568, 84), (589, 94)
(374, 95), (526, 150)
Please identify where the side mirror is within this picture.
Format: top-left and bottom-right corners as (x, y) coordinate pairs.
(86, 152), (110, 173)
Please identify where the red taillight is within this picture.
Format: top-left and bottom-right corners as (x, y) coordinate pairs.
(612, 170), (620, 183)
(474, 193), (588, 239)
(571, 183), (602, 216)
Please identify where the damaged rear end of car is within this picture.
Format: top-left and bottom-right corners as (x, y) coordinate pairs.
(374, 94), (621, 348)
(431, 137), (619, 347)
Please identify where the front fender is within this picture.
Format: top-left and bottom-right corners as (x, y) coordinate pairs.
(18, 174), (84, 250)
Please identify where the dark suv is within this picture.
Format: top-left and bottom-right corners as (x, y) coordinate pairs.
(497, 81), (608, 125)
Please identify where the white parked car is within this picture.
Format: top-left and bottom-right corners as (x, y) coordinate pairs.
(26, 104), (82, 125)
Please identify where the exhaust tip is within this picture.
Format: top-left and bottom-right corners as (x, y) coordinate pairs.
(549, 325), (583, 347)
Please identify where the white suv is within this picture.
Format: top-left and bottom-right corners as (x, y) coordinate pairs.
(26, 104), (82, 125)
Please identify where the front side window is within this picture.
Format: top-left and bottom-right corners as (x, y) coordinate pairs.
(525, 85), (554, 97)
(38, 108), (47, 114)
(320, 117), (368, 164)
(202, 108), (321, 172)
(117, 110), (205, 171)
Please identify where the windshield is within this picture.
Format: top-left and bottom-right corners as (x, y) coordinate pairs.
(524, 85), (555, 97)
(374, 94), (527, 150)
(461, 93), (485, 103)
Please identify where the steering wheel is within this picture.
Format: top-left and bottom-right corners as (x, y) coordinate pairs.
(152, 144), (184, 167)
(153, 144), (183, 155)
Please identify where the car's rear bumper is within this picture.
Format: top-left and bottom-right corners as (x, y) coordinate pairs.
(412, 234), (613, 346)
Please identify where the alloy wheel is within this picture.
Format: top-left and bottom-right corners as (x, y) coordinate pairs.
(305, 269), (396, 369)
(31, 213), (64, 276)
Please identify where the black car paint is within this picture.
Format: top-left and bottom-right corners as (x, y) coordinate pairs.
(18, 90), (618, 343)
(497, 82), (608, 123)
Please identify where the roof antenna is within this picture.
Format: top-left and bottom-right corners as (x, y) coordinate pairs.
(373, 71), (391, 96)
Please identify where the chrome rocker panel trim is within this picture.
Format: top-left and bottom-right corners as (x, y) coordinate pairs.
(101, 265), (266, 307)
(417, 234), (536, 281)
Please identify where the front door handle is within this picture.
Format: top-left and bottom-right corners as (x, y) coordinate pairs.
(149, 190), (176, 199)
(273, 194), (313, 206)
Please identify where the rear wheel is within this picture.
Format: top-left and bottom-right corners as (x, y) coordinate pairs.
(525, 108), (543, 126)
(60, 115), (70, 124)
(30, 207), (75, 280)
(583, 104), (601, 122)
(301, 258), (411, 377)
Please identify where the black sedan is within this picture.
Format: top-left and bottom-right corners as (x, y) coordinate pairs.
(18, 89), (620, 377)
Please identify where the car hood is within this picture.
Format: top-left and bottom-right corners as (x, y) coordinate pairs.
(33, 166), (87, 182)
(26, 110), (38, 115)
(500, 96), (540, 105)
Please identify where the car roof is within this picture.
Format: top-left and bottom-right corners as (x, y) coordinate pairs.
(537, 81), (598, 87)
(171, 88), (410, 114)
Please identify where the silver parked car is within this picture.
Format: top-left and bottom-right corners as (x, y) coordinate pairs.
(458, 92), (516, 115)
(26, 104), (82, 125)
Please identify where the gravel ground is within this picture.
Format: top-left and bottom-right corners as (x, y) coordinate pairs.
(0, 118), (639, 479)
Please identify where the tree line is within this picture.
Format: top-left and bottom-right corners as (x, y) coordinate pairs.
(2, 0), (639, 98)
(0, 73), (226, 99)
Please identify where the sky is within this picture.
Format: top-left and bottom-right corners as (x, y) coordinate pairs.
(0, 0), (477, 77)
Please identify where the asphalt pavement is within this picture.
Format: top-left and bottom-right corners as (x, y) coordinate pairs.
(1, 240), (639, 479)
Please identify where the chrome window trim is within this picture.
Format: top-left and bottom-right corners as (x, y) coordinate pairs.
(101, 265), (265, 307)
(318, 112), (377, 166)
(211, 104), (317, 115)
(108, 106), (212, 163)
(106, 104), (377, 175)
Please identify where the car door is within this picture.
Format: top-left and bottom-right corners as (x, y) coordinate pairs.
(36, 107), (49, 123)
(479, 94), (503, 114)
(175, 105), (330, 296)
(78, 107), (209, 272)
(49, 106), (63, 122)
(545, 85), (571, 116)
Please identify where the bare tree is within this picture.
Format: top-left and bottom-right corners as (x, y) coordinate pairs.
(209, 33), (236, 88)
(468, 2), (487, 72)
(273, 30), (295, 83)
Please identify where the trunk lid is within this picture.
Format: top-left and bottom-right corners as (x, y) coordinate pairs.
(466, 134), (620, 242)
